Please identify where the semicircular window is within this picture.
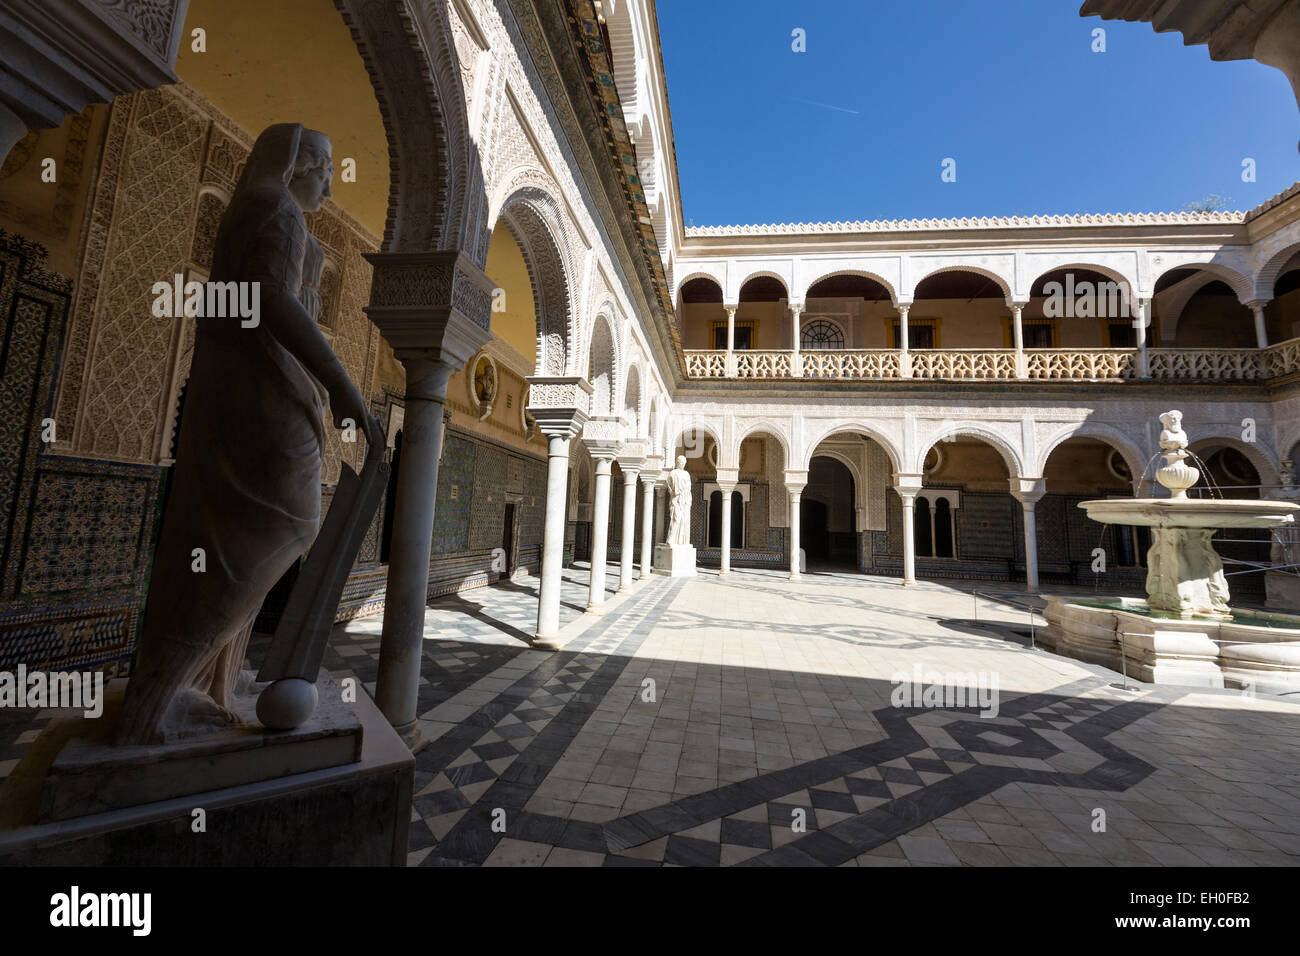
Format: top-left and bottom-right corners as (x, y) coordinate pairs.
(801, 319), (845, 350)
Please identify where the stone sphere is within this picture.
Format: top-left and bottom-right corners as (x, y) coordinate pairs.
(256, 678), (319, 730)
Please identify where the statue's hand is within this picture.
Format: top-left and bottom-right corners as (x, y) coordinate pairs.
(328, 379), (384, 452)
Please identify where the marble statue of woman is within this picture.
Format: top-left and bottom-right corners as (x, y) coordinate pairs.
(667, 455), (692, 546)
(116, 124), (382, 746)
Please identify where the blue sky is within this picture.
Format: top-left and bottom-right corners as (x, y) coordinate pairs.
(656, 0), (1300, 226)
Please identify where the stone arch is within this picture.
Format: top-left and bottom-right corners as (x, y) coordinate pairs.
(674, 270), (725, 306)
(1187, 432), (1281, 486)
(337, 0), (469, 252)
(495, 178), (577, 376)
(732, 420), (792, 471)
(1152, 260), (1253, 304)
(623, 362), (643, 436)
(801, 268), (899, 304)
(801, 421), (903, 475)
(918, 424), (1025, 477)
(737, 270), (791, 300)
(1257, 241), (1300, 301)
(587, 311), (618, 416)
(1037, 422), (1147, 488)
(670, 418), (723, 466)
(647, 396), (659, 454)
(910, 263), (1013, 302)
(1027, 261), (1136, 301)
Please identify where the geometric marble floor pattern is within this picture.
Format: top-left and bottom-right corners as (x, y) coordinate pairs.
(381, 568), (1300, 866)
(4, 567), (1298, 867)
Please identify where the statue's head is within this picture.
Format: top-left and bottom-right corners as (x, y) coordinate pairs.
(289, 129), (333, 213)
(676, 455), (686, 469)
(1160, 410), (1182, 430)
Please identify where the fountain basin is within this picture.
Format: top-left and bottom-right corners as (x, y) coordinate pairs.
(1040, 595), (1300, 694)
(1079, 499), (1299, 530)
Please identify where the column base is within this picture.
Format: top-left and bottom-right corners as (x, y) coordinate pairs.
(532, 633), (563, 651)
(389, 719), (426, 754)
(719, 569), (731, 577)
(639, 570), (653, 581)
(585, 605), (606, 617)
(788, 572), (801, 582)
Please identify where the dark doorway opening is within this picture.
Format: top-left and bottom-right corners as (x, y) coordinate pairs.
(502, 502), (516, 577)
(708, 490), (743, 548)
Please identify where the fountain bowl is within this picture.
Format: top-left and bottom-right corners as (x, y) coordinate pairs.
(1079, 498), (1299, 530)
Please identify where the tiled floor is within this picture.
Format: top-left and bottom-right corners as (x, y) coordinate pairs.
(4, 565), (1299, 867)
(363, 566), (1300, 866)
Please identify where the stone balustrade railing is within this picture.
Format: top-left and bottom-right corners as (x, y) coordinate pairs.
(681, 339), (1300, 382)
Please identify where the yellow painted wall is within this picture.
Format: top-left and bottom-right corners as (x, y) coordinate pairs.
(177, 0), (390, 239)
(485, 223), (539, 362)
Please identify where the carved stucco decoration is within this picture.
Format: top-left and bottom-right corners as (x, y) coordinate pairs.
(498, 177), (578, 375)
(335, 0), (471, 253)
(93, 0), (188, 63)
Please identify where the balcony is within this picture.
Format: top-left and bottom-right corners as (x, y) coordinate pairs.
(683, 339), (1300, 383)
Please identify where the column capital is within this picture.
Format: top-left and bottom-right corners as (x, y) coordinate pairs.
(527, 375), (592, 439)
(641, 454), (663, 477)
(784, 469), (808, 494)
(788, 300), (805, 316)
(893, 473), (924, 497)
(364, 250), (495, 364)
(616, 445), (646, 475)
(724, 302), (739, 314)
(1244, 299), (1271, 312)
(582, 414), (625, 459)
(1009, 477), (1047, 504)
(894, 299), (914, 313)
(1007, 299), (1030, 312)
(715, 467), (739, 488)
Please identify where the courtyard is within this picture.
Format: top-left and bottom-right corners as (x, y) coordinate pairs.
(319, 568), (1300, 867)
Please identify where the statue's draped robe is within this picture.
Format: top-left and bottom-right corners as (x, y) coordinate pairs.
(118, 124), (326, 743)
(667, 469), (692, 546)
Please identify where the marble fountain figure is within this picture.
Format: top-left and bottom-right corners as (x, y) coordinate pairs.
(1041, 411), (1300, 692)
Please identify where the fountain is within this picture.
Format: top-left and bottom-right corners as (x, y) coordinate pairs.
(1040, 411), (1300, 693)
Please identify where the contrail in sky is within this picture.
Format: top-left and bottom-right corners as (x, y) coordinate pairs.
(783, 96), (859, 115)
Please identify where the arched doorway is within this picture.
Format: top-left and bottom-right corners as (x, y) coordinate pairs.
(803, 456), (856, 566)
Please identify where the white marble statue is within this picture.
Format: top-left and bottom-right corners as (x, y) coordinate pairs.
(666, 454), (692, 546)
(116, 124), (382, 746)
(1158, 409), (1188, 456)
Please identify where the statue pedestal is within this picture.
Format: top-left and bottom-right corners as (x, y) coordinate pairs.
(0, 676), (413, 865)
(654, 543), (696, 577)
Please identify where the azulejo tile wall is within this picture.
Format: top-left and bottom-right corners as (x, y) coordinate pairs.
(0, 230), (164, 675)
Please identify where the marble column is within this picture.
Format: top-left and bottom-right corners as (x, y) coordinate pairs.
(374, 356), (454, 736)
(790, 301), (804, 378)
(639, 464), (658, 580)
(785, 470), (807, 580)
(1134, 297), (1151, 378)
(897, 303), (912, 378)
(587, 455), (614, 613)
(1250, 301), (1270, 349)
(618, 465), (641, 592)
(581, 416), (624, 615)
(365, 250), (494, 740)
(1010, 302), (1027, 379)
(724, 304), (738, 378)
(716, 466), (739, 577)
(1011, 479), (1047, 592)
(528, 378), (593, 650)
(894, 475), (923, 587)
(718, 484), (736, 575)
(654, 483), (667, 545)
